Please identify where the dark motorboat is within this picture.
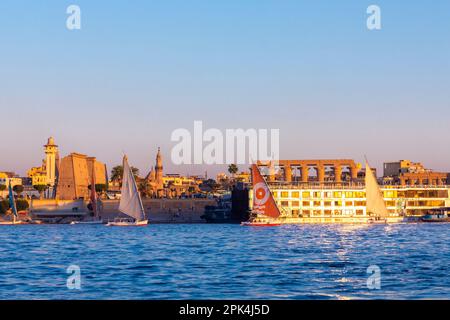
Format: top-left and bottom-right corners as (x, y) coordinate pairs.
(420, 208), (450, 222)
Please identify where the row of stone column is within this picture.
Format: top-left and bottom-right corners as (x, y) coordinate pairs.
(400, 178), (446, 186)
(269, 165), (358, 183)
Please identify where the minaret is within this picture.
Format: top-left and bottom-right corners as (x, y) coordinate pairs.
(44, 137), (58, 187)
(155, 147), (163, 188)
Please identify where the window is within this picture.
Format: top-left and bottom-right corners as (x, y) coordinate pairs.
(292, 191), (300, 198)
(292, 201), (300, 207)
(302, 201), (310, 206)
(302, 191), (310, 198)
(281, 191), (289, 198)
(324, 201), (332, 207)
(334, 191), (342, 198)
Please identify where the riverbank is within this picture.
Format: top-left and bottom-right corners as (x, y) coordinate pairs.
(26, 198), (216, 223)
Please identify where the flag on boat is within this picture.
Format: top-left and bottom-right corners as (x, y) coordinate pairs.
(251, 164), (281, 218)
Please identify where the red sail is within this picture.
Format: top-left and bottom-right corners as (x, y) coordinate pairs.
(251, 164), (281, 218)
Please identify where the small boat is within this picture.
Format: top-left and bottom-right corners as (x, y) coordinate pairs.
(241, 163), (282, 227)
(420, 208), (450, 222)
(106, 155), (148, 227)
(0, 182), (23, 225)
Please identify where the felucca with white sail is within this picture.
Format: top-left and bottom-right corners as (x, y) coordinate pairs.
(106, 155), (148, 226)
(241, 164), (281, 226)
(365, 160), (389, 224)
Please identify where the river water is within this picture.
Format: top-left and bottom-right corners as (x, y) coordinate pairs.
(0, 223), (448, 299)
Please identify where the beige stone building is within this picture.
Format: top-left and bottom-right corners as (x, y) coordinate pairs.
(56, 153), (107, 200)
(27, 137), (60, 188)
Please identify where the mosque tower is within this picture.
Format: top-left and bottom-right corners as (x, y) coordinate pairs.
(155, 147), (163, 188)
(44, 137), (58, 187)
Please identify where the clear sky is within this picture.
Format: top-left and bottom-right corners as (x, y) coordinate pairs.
(1, 0), (449, 177)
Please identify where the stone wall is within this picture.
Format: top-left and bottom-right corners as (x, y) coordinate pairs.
(101, 198), (216, 223)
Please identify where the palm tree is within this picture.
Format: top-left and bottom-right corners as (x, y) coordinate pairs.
(33, 184), (48, 199)
(228, 164), (238, 179)
(110, 165), (139, 187)
(13, 185), (24, 198)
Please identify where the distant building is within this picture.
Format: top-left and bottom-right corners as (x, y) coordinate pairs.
(27, 137), (60, 188)
(216, 173), (228, 182)
(145, 148), (200, 198)
(235, 171), (251, 183)
(0, 172), (22, 187)
(56, 153), (107, 200)
(383, 160), (448, 186)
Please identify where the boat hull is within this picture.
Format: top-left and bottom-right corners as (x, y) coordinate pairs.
(241, 221), (281, 227)
(420, 218), (450, 223)
(71, 220), (104, 225)
(0, 221), (25, 225)
(106, 220), (148, 227)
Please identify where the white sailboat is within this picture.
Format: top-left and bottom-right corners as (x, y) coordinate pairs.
(365, 160), (389, 224)
(106, 155), (148, 226)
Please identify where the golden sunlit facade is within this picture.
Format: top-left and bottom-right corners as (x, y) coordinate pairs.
(254, 185), (450, 222)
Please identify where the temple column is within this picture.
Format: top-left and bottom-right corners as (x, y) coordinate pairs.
(335, 165), (342, 183)
(317, 165), (325, 183)
(301, 166), (309, 183)
(284, 165), (292, 183)
(350, 165), (358, 181)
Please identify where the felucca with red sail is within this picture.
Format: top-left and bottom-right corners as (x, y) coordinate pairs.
(241, 164), (282, 226)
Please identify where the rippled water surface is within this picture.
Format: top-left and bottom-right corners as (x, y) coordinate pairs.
(0, 223), (449, 299)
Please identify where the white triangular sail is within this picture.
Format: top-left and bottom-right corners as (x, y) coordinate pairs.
(365, 161), (388, 217)
(118, 155), (145, 221)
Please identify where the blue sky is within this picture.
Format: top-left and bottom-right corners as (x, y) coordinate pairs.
(1, 0), (449, 177)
